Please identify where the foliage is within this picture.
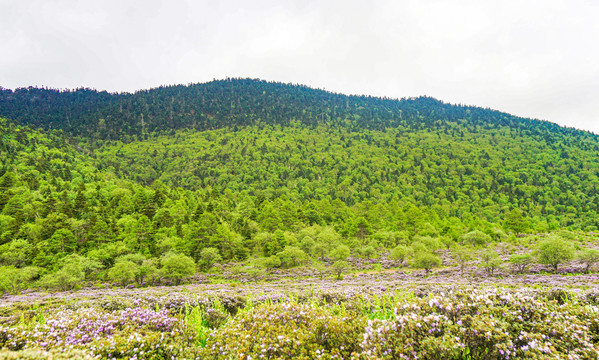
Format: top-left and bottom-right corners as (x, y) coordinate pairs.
(2, 78), (599, 286)
(356, 288), (599, 359)
(330, 244), (351, 261)
(504, 208), (529, 234)
(537, 235), (575, 272)
(197, 247), (222, 271)
(252, 255), (281, 269)
(331, 260), (350, 280)
(2, 287), (599, 359)
(0, 239), (33, 267)
(579, 248), (599, 272)
(0, 349), (93, 360)
(276, 246), (307, 268)
(200, 302), (365, 359)
(38, 254), (102, 291)
(160, 252), (196, 284)
(108, 260), (137, 287)
(478, 249), (502, 276)
(0, 266), (39, 294)
(461, 230), (492, 247)
(509, 253), (534, 273)
(389, 244), (412, 264)
(452, 245), (472, 274)
(413, 252), (442, 274)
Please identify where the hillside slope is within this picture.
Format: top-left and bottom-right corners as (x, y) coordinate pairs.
(1, 79), (592, 143)
(1, 79), (599, 280)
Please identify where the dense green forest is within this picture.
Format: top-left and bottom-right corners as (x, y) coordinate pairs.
(1, 78), (599, 291)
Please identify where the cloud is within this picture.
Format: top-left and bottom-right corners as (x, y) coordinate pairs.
(0, 0), (597, 133)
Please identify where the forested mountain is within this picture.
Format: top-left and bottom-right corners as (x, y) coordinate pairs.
(1, 78), (599, 288)
(0, 79), (593, 143)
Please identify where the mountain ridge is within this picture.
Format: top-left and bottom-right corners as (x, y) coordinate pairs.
(0, 78), (591, 142)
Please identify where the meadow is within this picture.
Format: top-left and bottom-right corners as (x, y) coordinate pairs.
(2, 244), (599, 360)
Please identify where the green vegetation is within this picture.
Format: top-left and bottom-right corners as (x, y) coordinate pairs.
(509, 253), (534, 273)
(536, 235), (575, 272)
(3, 287), (599, 359)
(1, 79), (599, 291)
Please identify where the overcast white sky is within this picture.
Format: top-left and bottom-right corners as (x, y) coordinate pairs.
(1, 0), (598, 133)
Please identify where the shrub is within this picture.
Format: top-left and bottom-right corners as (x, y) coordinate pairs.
(310, 261), (327, 278)
(411, 241), (429, 255)
(245, 266), (266, 280)
(276, 246), (307, 268)
(108, 260), (137, 287)
(330, 244), (351, 261)
(0, 349), (93, 359)
(139, 258), (160, 285)
(311, 241), (328, 260)
(389, 245), (412, 264)
(252, 255), (281, 269)
(360, 244), (377, 259)
(413, 252), (441, 274)
(461, 230), (492, 247)
(356, 289), (599, 359)
(299, 235), (315, 254)
(200, 303), (365, 359)
(160, 252), (196, 284)
(0, 266), (40, 294)
(414, 236), (443, 251)
(39, 260), (86, 291)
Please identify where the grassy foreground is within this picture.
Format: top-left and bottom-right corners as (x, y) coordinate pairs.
(1, 285), (599, 359)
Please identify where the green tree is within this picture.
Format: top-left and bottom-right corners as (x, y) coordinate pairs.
(578, 248), (599, 273)
(509, 253), (533, 273)
(140, 259), (161, 285)
(452, 246), (472, 275)
(198, 247), (222, 271)
(160, 252), (196, 285)
(0, 172), (16, 213)
(48, 228), (77, 254)
(311, 242), (328, 260)
(389, 245), (411, 265)
(413, 252), (441, 274)
(40, 261), (84, 291)
(109, 260), (138, 287)
(479, 249), (502, 276)
(331, 260), (350, 280)
(317, 227), (341, 252)
(0, 266), (39, 293)
(537, 236), (575, 272)
(299, 236), (315, 255)
(504, 209), (528, 235)
(461, 230), (491, 247)
(347, 217), (371, 245)
(0, 239), (33, 267)
(252, 255), (281, 269)
(276, 246), (307, 268)
(330, 244), (351, 261)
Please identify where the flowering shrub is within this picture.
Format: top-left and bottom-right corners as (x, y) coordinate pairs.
(0, 348), (92, 359)
(0, 306), (191, 359)
(2, 286), (599, 359)
(200, 302), (366, 359)
(355, 289), (599, 359)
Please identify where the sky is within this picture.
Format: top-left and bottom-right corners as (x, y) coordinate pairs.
(1, 0), (598, 134)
